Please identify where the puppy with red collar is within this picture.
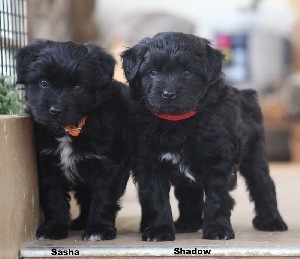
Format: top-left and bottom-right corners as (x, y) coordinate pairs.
(122, 32), (287, 241)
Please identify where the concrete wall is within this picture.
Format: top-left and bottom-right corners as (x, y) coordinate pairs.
(0, 115), (40, 259)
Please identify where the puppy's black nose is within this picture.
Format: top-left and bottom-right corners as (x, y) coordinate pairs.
(162, 90), (176, 99)
(49, 106), (62, 116)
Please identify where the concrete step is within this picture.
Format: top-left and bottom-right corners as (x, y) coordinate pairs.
(20, 229), (300, 258)
(20, 163), (300, 258)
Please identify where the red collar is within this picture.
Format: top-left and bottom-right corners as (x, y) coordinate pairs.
(153, 111), (197, 121)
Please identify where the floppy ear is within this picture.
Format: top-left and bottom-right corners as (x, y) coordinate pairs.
(121, 39), (149, 82)
(121, 47), (141, 82)
(15, 39), (49, 84)
(205, 40), (224, 84)
(84, 43), (116, 82)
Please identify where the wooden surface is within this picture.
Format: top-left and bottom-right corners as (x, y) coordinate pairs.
(0, 116), (40, 259)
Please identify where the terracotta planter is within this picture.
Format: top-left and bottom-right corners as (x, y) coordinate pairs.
(0, 115), (40, 258)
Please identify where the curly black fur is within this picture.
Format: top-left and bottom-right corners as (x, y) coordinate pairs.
(121, 32), (287, 242)
(16, 40), (130, 241)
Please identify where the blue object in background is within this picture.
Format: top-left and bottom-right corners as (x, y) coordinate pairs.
(216, 33), (250, 84)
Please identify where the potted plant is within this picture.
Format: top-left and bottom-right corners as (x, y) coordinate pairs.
(0, 76), (25, 114)
(0, 76), (40, 258)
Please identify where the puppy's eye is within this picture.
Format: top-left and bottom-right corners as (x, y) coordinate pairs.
(184, 70), (192, 77)
(149, 70), (158, 76)
(74, 85), (84, 93)
(39, 79), (50, 88)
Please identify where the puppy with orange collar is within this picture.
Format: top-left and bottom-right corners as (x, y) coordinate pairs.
(16, 40), (130, 241)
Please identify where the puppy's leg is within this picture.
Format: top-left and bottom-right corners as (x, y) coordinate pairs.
(70, 187), (90, 230)
(202, 171), (235, 240)
(36, 161), (70, 240)
(174, 184), (204, 233)
(138, 168), (175, 241)
(239, 136), (288, 231)
(82, 188), (118, 241)
(82, 161), (129, 241)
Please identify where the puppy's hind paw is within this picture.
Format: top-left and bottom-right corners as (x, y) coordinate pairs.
(253, 215), (288, 231)
(82, 226), (117, 241)
(142, 225), (175, 242)
(36, 223), (69, 240)
(203, 226), (235, 240)
(174, 218), (202, 233)
(70, 217), (87, 230)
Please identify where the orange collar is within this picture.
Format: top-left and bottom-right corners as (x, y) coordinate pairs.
(62, 116), (87, 137)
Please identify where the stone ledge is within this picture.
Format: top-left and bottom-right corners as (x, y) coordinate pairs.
(20, 164), (300, 258)
(20, 229), (300, 258)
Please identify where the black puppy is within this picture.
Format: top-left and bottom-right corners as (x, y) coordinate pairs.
(16, 40), (130, 241)
(122, 32), (287, 241)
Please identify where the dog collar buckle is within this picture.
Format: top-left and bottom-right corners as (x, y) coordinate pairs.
(63, 116), (87, 137)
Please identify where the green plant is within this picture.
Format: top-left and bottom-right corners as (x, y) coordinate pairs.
(0, 76), (25, 115)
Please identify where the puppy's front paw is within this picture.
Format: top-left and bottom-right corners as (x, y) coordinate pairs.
(174, 218), (202, 233)
(36, 223), (69, 240)
(82, 226), (117, 241)
(253, 215), (288, 231)
(142, 225), (175, 241)
(202, 225), (235, 240)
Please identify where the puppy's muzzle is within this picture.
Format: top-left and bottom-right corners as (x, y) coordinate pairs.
(49, 106), (63, 116)
(162, 90), (176, 99)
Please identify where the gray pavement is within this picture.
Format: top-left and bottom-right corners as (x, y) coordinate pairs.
(20, 163), (300, 258)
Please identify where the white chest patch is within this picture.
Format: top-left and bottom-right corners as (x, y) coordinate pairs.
(41, 136), (106, 183)
(56, 135), (80, 183)
(160, 152), (195, 182)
